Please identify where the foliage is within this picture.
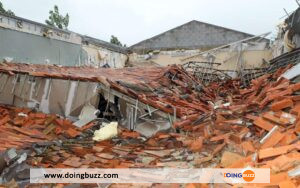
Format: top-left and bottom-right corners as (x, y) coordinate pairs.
(45, 5), (69, 29)
(0, 1), (15, 16)
(110, 35), (126, 47)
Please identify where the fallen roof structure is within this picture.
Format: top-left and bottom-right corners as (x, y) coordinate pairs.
(181, 32), (272, 87)
(2, 3), (300, 187)
(0, 62), (213, 121)
(1, 47), (300, 186)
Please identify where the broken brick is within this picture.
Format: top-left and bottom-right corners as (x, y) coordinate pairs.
(220, 151), (243, 167)
(229, 133), (244, 144)
(291, 103), (300, 115)
(212, 143), (226, 155)
(241, 141), (256, 153)
(0, 115), (10, 125)
(189, 137), (203, 152)
(210, 133), (230, 142)
(228, 155), (253, 168)
(279, 180), (296, 188)
(295, 121), (300, 133)
(268, 88), (293, 101)
(253, 117), (275, 131)
(65, 127), (81, 138)
(259, 143), (299, 159)
(290, 82), (300, 92)
(271, 99), (293, 111)
(270, 172), (289, 185)
(261, 130), (285, 149)
(263, 112), (290, 125)
(62, 157), (82, 168)
(278, 131), (297, 146)
(121, 131), (140, 138)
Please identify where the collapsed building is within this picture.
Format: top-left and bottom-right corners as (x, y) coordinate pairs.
(1, 5), (300, 188)
(0, 12), (128, 123)
(0, 13), (274, 128)
(127, 21), (275, 88)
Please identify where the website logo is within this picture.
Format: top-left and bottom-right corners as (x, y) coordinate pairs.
(242, 170), (255, 182)
(224, 170), (255, 182)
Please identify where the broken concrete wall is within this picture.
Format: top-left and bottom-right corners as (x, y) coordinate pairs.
(0, 74), (99, 117)
(128, 44), (272, 71)
(285, 6), (300, 49)
(186, 49), (272, 71)
(82, 43), (127, 68)
(272, 7), (300, 58)
(293, 34), (300, 48)
(128, 49), (200, 66)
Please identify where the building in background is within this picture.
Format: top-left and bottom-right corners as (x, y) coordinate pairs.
(128, 20), (271, 71)
(130, 20), (255, 52)
(0, 12), (127, 68)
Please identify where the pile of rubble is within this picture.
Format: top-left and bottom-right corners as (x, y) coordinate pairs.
(1, 58), (300, 187)
(0, 105), (89, 152)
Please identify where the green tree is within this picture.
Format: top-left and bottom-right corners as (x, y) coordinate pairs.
(0, 2), (5, 13)
(110, 35), (126, 47)
(45, 5), (69, 29)
(0, 1), (15, 16)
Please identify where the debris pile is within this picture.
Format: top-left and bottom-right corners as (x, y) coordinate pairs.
(0, 105), (83, 152)
(0, 63), (214, 117)
(0, 56), (300, 187)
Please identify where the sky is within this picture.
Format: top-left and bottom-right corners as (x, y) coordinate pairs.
(1, 0), (299, 46)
